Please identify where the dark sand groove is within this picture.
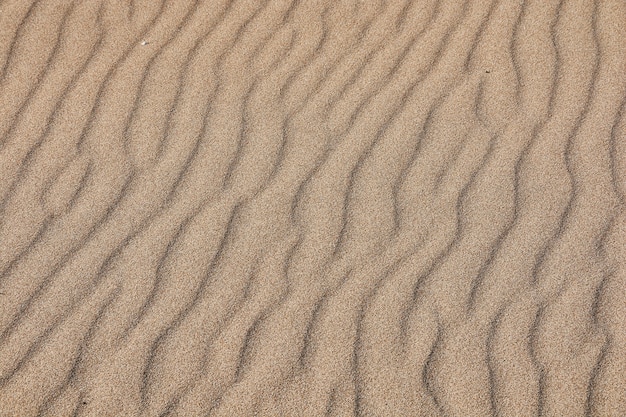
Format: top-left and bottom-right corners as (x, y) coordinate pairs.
(1, 0), (625, 416)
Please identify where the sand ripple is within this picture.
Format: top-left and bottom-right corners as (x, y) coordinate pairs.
(0, 0), (625, 415)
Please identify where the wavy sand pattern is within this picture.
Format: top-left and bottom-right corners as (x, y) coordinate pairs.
(1, 0), (625, 416)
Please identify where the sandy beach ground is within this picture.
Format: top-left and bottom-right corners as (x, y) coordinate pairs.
(0, 0), (625, 416)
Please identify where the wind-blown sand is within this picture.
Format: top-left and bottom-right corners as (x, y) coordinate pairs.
(0, 0), (625, 416)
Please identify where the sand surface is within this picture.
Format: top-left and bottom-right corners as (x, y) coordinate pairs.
(1, 0), (625, 416)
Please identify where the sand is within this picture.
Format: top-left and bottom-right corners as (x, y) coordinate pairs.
(0, 0), (625, 416)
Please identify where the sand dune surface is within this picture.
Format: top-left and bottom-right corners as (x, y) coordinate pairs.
(1, 0), (626, 416)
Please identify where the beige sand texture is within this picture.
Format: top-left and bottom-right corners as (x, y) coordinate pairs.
(1, 0), (626, 416)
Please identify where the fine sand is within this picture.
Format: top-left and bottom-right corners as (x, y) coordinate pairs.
(1, 0), (625, 416)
